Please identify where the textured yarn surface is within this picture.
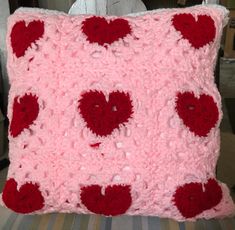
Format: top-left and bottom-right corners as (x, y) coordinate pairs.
(1, 5), (235, 221)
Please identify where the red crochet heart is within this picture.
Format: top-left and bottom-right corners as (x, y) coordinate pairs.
(172, 14), (215, 49)
(82, 16), (131, 46)
(202, 179), (223, 211)
(176, 92), (219, 137)
(2, 178), (44, 214)
(78, 91), (133, 136)
(10, 93), (39, 138)
(10, 20), (44, 57)
(80, 184), (132, 216)
(173, 179), (222, 218)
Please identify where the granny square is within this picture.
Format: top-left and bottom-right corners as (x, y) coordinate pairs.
(1, 5), (235, 221)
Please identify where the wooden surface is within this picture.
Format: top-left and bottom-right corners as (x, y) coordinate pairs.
(225, 98), (235, 134)
(224, 10), (235, 58)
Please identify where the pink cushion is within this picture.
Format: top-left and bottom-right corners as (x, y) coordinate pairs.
(1, 5), (235, 220)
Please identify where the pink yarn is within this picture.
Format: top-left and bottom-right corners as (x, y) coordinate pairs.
(1, 5), (235, 220)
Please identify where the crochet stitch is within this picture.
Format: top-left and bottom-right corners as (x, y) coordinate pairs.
(80, 184), (132, 216)
(2, 178), (44, 214)
(1, 5), (235, 221)
(10, 20), (44, 58)
(175, 92), (219, 137)
(82, 16), (132, 46)
(10, 93), (39, 137)
(172, 14), (216, 49)
(78, 90), (133, 136)
(173, 179), (222, 218)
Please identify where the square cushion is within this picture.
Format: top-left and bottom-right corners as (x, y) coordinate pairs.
(1, 5), (235, 221)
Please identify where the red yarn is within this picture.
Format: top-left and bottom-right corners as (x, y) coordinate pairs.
(78, 90), (133, 136)
(90, 142), (101, 148)
(173, 179), (222, 218)
(173, 182), (204, 218)
(175, 92), (219, 137)
(172, 14), (215, 49)
(10, 93), (39, 137)
(80, 184), (132, 216)
(11, 20), (44, 57)
(2, 178), (44, 214)
(202, 178), (222, 211)
(81, 16), (131, 46)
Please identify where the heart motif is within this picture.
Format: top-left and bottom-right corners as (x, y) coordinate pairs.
(80, 184), (132, 216)
(202, 179), (223, 211)
(175, 92), (219, 137)
(172, 14), (216, 49)
(78, 90), (133, 136)
(173, 179), (222, 218)
(82, 16), (131, 46)
(2, 178), (44, 214)
(10, 93), (39, 138)
(10, 20), (44, 58)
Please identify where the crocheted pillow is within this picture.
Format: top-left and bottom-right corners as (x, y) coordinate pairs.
(1, 5), (235, 221)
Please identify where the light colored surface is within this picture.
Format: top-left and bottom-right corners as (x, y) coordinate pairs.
(0, 209), (234, 230)
(0, 0), (9, 54)
(206, 0), (219, 3)
(0, 0), (10, 110)
(38, 0), (75, 12)
(68, 0), (147, 16)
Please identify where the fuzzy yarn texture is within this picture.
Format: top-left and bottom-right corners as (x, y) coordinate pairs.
(1, 5), (235, 221)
